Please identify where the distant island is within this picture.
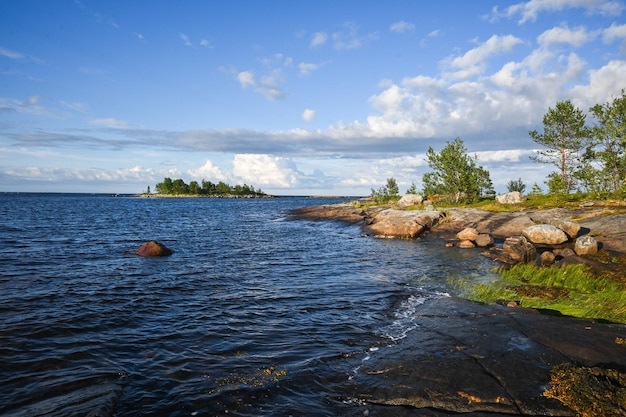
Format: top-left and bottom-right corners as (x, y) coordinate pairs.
(141, 177), (271, 198)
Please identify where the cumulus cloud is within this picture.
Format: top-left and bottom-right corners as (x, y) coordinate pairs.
(447, 35), (523, 79)
(537, 25), (596, 47)
(603, 23), (626, 43)
(232, 154), (300, 187)
(302, 108), (316, 122)
(236, 69), (286, 100)
(188, 160), (226, 181)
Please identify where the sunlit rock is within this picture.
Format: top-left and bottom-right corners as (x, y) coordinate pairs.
(574, 236), (598, 256)
(136, 241), (173, 257)
(522, 224), (569, 245)
(495, 191), (526, 204)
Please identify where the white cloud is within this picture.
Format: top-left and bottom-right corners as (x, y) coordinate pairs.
(390, 21), (415, 33)
(495, 0), (624, 24)
(474, 149), (534, 162)
(332, 22), (378, 50)
(200, 39), (213, 48)
(449, 35), (523, 76)
(236, 69), (286, 101)
(537, 25), (596, 47)
(603, 23), (626, 43)
(188, 160), (226, 181)
(89, 118), (133, 129)
(237, 71), (256, 89)
(232, 154), (299, 187)
(302, 109), (316, 122)
(0, 46), (25, 60)
(180, 33), (192, 46)
(298, 62), (318, 76)
(310, 32), (328, 47)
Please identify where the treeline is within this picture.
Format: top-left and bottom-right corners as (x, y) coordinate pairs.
(371, 89), (626, 204)
(151, 178), (268, 197)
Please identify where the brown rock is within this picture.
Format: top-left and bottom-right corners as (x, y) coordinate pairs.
(363, 209), (443, 238)
(457, 240), (476, 249)
(554, 247), (576, 258)
(502, 235), (536, 263)
(574, 236), (598, 255)
(456, 227), (479, 241)
(540, 250), (556, 265)
(474, 233), (494, 247)
(531, 215), (581, 239)
(522, 224), (569, 245)
(136, 241), (173, 257)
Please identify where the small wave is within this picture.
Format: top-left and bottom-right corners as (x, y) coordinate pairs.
(378, 289), (449, 343)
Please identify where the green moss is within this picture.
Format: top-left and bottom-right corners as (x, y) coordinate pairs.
(461, 263), (626, 323)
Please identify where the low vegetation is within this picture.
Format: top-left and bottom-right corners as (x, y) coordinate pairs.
(457, 263), (626, 323)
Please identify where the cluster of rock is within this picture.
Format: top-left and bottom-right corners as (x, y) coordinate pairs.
(453, 213), (599, 266)
(288, 193), (612, 266)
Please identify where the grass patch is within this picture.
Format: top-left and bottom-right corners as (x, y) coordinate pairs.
(459, 263), (626, 323)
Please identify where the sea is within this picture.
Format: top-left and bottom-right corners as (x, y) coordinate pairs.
(0, 193), (499, 416)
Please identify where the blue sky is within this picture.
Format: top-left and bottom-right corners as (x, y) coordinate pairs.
(1, 0), (625, 195)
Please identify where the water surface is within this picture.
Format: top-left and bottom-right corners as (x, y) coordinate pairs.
(0, 194), (497, 416)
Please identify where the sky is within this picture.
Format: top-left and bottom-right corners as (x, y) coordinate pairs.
(1, 0), (626, 196)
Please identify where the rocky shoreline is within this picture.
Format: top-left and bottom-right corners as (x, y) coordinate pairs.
(288, 200), (626, 416)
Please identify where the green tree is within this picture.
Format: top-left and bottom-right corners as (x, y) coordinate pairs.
(155, 177), (173, 194)
(172, 178), (188, 194)
(506, 178), (526, 193)
(422, 137), (494, 202)
(189, 180), (200, 195)
(216, 181), (231, 194)
(530, 182), (543, 195)
(406, 182), (418, 194)
(529, 100), (591, 194)
(587, 89), (626, 195)
(201, 180), (215, 194)
(371, 178), (400, 203)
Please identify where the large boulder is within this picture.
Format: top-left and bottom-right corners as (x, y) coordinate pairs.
(495, 191), (526, 204)
(136, 241), (173, 257)
(456, 227), (479, 241)
(364, 209), (443, 238)
(397, 194), (424, 208)
(530, 214), (581, 239)
(522, 224), (569, 245)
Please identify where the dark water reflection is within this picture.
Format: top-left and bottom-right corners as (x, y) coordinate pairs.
(0, 194), (498, 416)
